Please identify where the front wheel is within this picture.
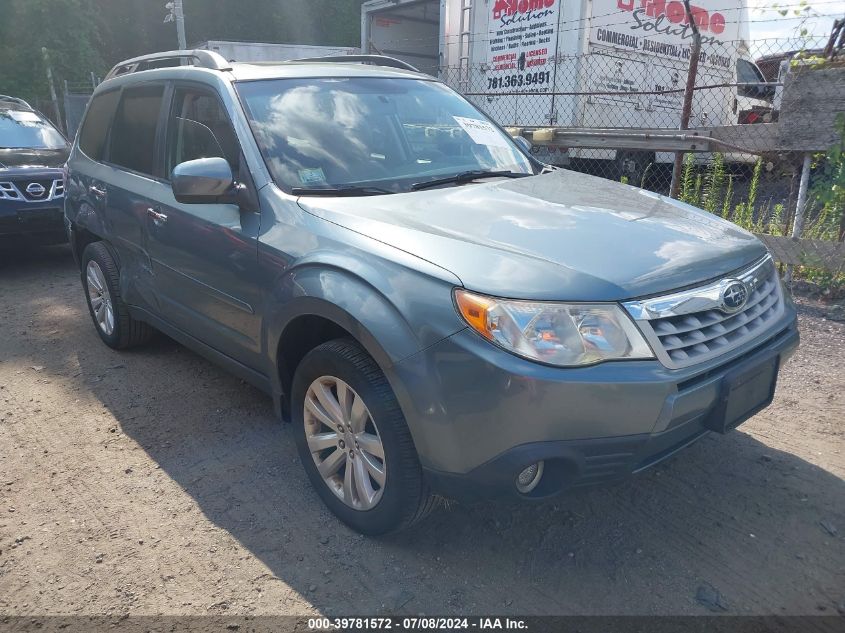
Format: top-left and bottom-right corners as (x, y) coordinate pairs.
(292, 338), (437, 534)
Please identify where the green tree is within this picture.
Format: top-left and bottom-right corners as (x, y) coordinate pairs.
(0, 0), (103, 103)
(0, 0), (369, 104)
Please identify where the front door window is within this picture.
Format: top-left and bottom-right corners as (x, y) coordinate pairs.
(165, 87), (241, 178)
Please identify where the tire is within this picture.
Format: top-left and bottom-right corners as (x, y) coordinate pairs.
(292, 338), (437, 534)
(81, 242), (154, 350)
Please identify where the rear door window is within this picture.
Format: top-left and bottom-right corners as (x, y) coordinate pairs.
(78, 90), (120, 161)
(108, 84), (165, 177)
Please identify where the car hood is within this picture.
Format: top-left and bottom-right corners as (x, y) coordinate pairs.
(297, 170), (767, 301)
(0, 147), (69, 169)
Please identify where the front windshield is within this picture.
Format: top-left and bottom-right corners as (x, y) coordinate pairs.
(0, 110), (67, 150)
(235, 77), (535, 193)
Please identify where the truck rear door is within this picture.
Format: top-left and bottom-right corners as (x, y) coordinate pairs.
(362, 0), (441, 76)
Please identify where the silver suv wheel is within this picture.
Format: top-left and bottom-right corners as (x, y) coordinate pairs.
(86, 260), (115, 336)
(304, 376), (386, 510)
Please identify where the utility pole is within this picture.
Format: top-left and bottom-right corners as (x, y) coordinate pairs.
(41, 47), (64, 133)
(41, 47), (59, 104)
(165, 0), (187, 49)
(669, 0), (702, 199)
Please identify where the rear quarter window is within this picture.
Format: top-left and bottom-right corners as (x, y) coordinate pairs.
(108, 84), (166, 177)
(78, 90), (121, 161)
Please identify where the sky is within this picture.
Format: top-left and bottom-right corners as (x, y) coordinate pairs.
(748, 0), (845, 50)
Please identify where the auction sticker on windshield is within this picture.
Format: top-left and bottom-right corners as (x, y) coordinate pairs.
(453, 116), (510, 148)
(298, 167), (328, 186)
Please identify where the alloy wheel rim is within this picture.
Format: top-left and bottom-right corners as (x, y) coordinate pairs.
(304, 376), (386, 510)
(86, 261), (115, 336)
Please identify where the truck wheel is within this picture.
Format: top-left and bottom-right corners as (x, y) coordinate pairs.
(616, 151), (654, 187)
(81, 242), (154, 349)
(292, 338), (437, 534)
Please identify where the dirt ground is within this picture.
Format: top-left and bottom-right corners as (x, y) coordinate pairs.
(1, 244), (843, 617)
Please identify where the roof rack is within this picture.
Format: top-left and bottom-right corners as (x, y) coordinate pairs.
(0, 94), (33, 109)
(104, 50), (232, 81)
(289, 54), (421, 73)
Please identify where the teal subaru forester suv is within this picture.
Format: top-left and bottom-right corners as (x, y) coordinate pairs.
(65, 50), (798, 534)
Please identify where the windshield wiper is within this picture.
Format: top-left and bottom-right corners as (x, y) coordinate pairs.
(291, 185), (393, 197)
(410, 170), (531, 191)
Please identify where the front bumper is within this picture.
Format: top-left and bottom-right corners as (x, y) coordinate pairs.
(0, 197), (66, 244)
(0, 167), (66, 245)
(388, 310), (799, 501)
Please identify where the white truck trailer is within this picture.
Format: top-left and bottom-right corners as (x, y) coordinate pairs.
(361, 0), (768, 176)
(197, 41), (359, 63)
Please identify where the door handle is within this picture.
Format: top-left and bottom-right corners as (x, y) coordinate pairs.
(89, 185), (106, 198)
(146, 207), (168, 226)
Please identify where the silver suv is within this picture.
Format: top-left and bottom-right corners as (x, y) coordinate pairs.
(65, 50), (799, 534)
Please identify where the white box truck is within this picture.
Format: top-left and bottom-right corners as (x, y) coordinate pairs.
(197, 41), (359, 63)
(361, 0), (769, 177)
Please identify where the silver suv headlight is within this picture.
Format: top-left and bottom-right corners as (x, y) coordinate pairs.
(455, 289), (654, 367)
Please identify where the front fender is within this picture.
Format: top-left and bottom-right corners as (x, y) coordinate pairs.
(264, 262), (462, 374)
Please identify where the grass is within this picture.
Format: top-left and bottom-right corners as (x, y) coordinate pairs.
(675, 153), (842, 239)
(649, 150), (845, 296)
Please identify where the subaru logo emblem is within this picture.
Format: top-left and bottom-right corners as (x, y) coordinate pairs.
(721, 281), (749, 313)
(26, 183), (46, 197)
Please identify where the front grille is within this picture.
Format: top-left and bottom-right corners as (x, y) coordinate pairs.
(0, 178), (64, 202)
(624, 256), (784, 369)
(652, 271), (780, 363)
(0, 182), (20, 200)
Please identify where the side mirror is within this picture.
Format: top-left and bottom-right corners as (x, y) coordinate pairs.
(514, 135), (533, 154)
(172, 157), (235, 204)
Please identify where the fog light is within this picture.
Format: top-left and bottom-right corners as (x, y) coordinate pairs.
(515, 461), (544, 494)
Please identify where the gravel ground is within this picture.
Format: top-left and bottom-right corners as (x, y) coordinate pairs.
(0, 244), (843, 617)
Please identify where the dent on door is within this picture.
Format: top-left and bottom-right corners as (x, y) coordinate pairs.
(101, 171), (160, 309)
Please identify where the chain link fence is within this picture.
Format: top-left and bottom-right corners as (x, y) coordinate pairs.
(62, 81), (97, 141)
(31, 78), (97, 140)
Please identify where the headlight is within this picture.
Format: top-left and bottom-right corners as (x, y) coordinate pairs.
(454, 289), (654, 367)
